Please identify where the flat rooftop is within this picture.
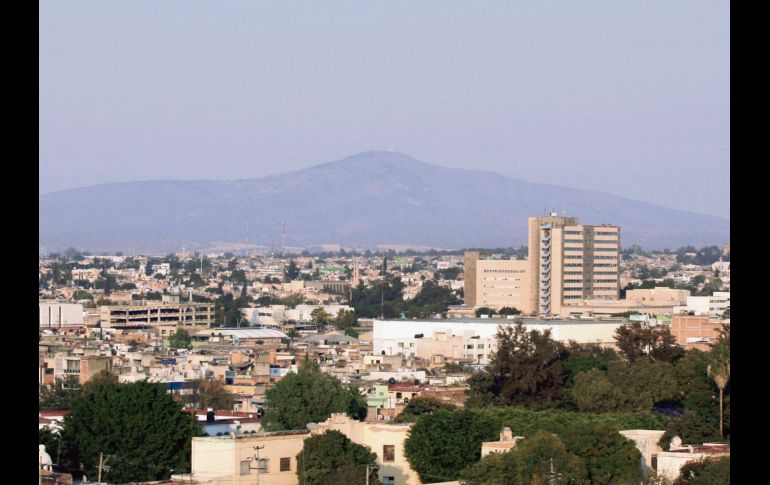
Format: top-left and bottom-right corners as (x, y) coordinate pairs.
(374, 318), (624, 325)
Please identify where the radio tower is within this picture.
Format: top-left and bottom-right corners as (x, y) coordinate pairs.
(281, 220), (286, 257)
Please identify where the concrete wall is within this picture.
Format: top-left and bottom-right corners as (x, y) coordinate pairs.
(192, 431), (310, 485)
(315, 413), (420, 485)
(39, 303), (84, 328)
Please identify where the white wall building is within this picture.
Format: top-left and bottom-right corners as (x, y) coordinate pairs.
(39, 302), (85, 328)
(373, 318), (623, 364)
(676, 292), (730, 317)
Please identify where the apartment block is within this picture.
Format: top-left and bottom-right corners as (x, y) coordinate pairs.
(52, 354), (112, 384)
(99, 302), (215, 335)
(528, 213), (620, 316)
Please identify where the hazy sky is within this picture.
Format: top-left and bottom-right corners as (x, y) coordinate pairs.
(40, 0), (729, 218)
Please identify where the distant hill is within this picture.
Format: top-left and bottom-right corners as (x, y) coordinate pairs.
(39, 151), (729, 253)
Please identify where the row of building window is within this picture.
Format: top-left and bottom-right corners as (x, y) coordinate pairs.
(594, 231), (618, 235)
(483, 269), (526, 273)
(593, 247), (618, 252)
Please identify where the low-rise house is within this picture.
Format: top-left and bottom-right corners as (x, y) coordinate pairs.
(656, 441), (730, 481)
(190, 430), (310, 485)
(312, 413), (420, 485)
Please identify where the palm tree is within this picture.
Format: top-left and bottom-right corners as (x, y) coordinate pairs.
(707, 342), (730, 437)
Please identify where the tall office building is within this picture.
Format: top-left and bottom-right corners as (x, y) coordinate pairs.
(528, 213), (620, 316)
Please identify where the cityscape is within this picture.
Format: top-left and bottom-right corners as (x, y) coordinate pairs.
(39, 2), (729, 485)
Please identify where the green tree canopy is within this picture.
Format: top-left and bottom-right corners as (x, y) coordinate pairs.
(285, 260), (301, 281)
(559, 422), (643, 485)
(460, 431), (586, 485)
(392, 396), (456, 423)
(196, 379), (235, 411)
(475, 307), (497, 317)
(262, 360), (365, 431)
(404, 406), (666, 484)
(60, 380), (201, 482)
(404, 408), (500, 483)
(334, 309), (359, 337)
(296, 430), (381, 485)
(39, 375), (83, 411)
(168, 328), (193, 349)
(614, 322), (684, 363)
(673, 457), (730, 485)
(571, 360), (677, 413)
(466, 322), (568, 409)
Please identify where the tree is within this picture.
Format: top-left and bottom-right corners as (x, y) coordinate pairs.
(560, 422), (643, 485)
(39, 375), (83, 411)
(334, 309), (359, 337)
(571, 361), (677, 413)
(404, 408), (500, 483)
(197, 379), (235, 410)
(498, 306), (521, 316)
(59, 380), (201, 482)
(310, 308), (332, 332)
(404, 279), (461, 317)
(673, 457), (729, 485)
(286, 328), (300, 349)
(467, 322), (568, 409)
(392, 396), (456, 423)
(168, 328), (193, 349)
(706, 343), (729, 437)
(475, 307), (497, 317)
(296, 430), (381, 485)
(614, 322), (655, 362)
(85, 369), (119, 388)
(285, 260), (301, 281)
(262, 360), (364, 431)
(460, 431), (586, 485)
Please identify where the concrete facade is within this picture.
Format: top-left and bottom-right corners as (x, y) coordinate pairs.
(99, 302), (215, 334)
(373, 318), (624, 362)
(670, 315), (726, 350)
(39, 302), (84, 328)
(191, 430), (310, 485)
(313, 413), (420, 485)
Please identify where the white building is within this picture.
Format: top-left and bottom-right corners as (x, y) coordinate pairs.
(373, 318), (623, 364)
(39, 302), (85, 328)
(676, 292), (730, 317)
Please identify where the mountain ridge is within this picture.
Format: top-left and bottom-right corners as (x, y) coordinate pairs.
(39, 151), (729, 253)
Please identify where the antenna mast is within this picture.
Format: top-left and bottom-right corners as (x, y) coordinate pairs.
(281, 220), (286, 257)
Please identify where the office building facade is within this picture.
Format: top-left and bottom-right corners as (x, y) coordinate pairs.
(528, 213), (620, 316)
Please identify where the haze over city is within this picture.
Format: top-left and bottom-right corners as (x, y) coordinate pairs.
(40, 0), (729, 219)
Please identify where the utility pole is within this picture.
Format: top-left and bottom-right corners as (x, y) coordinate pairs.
(365, 463), (378, 485)
(97, 452), (104, 484)
(252, 445), (265, 485)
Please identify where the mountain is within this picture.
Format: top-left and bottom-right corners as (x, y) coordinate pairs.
(39, 151), (729, 253)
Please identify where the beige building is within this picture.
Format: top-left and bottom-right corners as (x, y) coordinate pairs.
(529, 213), (620, 316)
(52, 354), (112, 384)
(314, 413), (420, 485)
(190, 430), (310, 485)
(463, 252), (532, 313)
(463, 213), (620, 316)
(188, 414), (419, 485)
